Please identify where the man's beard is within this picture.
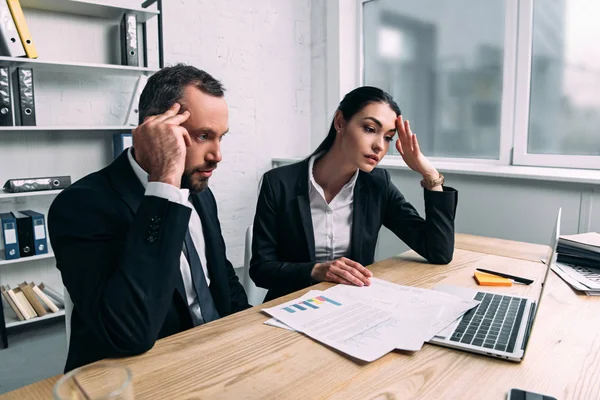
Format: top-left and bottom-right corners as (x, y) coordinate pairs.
(181, 162), (217, 194)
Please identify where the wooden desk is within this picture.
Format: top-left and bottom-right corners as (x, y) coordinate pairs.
(2, 235), (599, 400)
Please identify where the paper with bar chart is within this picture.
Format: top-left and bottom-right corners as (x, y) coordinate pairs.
(262, 289), (430, 362)
(262, 278), (480, 361)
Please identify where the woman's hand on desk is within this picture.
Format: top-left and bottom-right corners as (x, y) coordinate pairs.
(311, 257), (372, 287)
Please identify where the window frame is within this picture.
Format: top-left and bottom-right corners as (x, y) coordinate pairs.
(355, 0), (600, 170)
(513, 0), (600, 169)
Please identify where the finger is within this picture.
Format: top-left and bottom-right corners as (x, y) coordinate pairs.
(326, 272), (355, 286)
(398, 115), (409, 141)
(333, 267), (364, 286)
(336, 263), (367, 286)
(340, 258), (373, 278)
(181, 127), (192, 147)
(143, 115), (159, 124)
(405, 120), (414, 152)
(396, 115), (404, 135)
(164, 109), (191, 126)
(153, 103), (182, 122)
(396, 138), (404, 155)
(412, 133), (421, 154)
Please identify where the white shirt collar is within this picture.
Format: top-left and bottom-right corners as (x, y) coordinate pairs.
(127, 147), (150, 188)
(127, 147), (190, 199)
(308, 152), (359, 195)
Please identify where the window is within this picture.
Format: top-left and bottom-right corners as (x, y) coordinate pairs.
(363, 0), (506, 160)
(526, 0), (600, 156)
(361, 0), (600, 169)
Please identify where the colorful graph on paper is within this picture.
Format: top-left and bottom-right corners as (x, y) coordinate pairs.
(282, 296), (342, 313)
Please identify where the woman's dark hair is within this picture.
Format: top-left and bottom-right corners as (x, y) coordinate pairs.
(311, 86), (401, 157)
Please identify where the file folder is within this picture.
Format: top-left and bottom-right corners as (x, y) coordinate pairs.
(20, 210), (47, 255)
(0, 0), (25, 57)
(6, 0), (36, 59)
(14, 211), (33, 257)
(14, 67), (35, 126)
(124, 74), (147, 126)
(0, 65), (13, 126)
(0, 212), (19, 260)
(120, 13), (139, 66)
(3, 175), (71, 192)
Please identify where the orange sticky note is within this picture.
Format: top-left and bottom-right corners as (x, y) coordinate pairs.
(474, 271), (512, 286)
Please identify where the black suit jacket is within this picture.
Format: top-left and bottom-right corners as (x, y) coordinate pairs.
(250, 159), (458, 301)
(48, 150), (249, 372)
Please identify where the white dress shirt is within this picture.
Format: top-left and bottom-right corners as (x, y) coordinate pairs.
(127, 148), (209, 324)
(308, 154), (359, 262)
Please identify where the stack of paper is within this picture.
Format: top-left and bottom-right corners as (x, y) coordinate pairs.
(261, 278), (480, 362)
(552, 232), (600, 295)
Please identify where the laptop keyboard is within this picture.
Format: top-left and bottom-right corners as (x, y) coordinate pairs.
(449, 292), (527, 353)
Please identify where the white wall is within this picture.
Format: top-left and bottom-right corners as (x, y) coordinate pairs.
(162, 0), (312, 264)
(0, 0), (312, 289)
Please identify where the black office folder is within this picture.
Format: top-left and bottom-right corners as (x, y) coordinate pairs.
(14, 67), (35, 126)
(0, 66), (13, 126)
(120, 13), (139, 66)
(14, 212), (34, 258)
(3, 175), (71, 193)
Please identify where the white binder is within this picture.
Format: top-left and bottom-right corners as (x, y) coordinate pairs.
(124, 74), (148, 126)
(0, 0), (25, 57)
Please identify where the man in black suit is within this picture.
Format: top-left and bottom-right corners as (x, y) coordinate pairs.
(49, 64), (250, 372)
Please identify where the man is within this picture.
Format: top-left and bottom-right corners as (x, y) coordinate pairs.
(48, 64), (250, 372)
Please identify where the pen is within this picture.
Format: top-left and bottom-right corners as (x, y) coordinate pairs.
(476, 268), (534, 285)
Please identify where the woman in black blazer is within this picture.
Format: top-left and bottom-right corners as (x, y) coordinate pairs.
(250, 86), (458, 302)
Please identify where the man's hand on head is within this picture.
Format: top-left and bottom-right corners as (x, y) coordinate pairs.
(132, 103), (191, 188)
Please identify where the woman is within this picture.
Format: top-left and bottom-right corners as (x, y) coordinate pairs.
(250, 86), (457, 302)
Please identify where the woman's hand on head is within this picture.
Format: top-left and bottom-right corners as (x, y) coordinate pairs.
(395, 115), (439, 180)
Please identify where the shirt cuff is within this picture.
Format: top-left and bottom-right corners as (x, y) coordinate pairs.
(145, 182), (191, 207)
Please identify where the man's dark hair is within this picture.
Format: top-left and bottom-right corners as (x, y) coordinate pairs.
(138, 63), (225, 124)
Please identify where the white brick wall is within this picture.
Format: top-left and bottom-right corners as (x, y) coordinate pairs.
(0, 0), (313, 289)
(162, 0), (312, 266)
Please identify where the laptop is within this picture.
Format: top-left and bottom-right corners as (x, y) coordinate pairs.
(428, 208), (562, 362)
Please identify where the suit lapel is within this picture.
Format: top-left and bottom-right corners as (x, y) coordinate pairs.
(350, 172), (370, 263)
(296, 160), (316, 262)
(107, 149), (187, 302)
(106, 149), (144, 214)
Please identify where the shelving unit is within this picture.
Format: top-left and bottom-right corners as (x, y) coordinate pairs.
(0, 0), (164, 347)
(0, 252), (55, 266)
(5, 309), (65, 329)
(0, 56), (158, 75)
(0, 126), (135, 133)
(19, 0), (159, 22)
(0, 190), (62, 199)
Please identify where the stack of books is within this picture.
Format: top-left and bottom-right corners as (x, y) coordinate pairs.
(552, 232), (600, 295)
(1, 282), (64, 322)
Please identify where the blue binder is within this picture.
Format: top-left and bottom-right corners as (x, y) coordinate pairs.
(0, 212), (20, 260)
(20, 210), (48, 255)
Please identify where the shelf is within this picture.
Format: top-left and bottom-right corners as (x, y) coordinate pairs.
(5, 309), (65, 328)
(0, 189), (62, 199)
(0, 252), (55, 266)
(0, 125), (134, 132)
(0, 56), (158, 75)
(20, 0), (159, 23)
